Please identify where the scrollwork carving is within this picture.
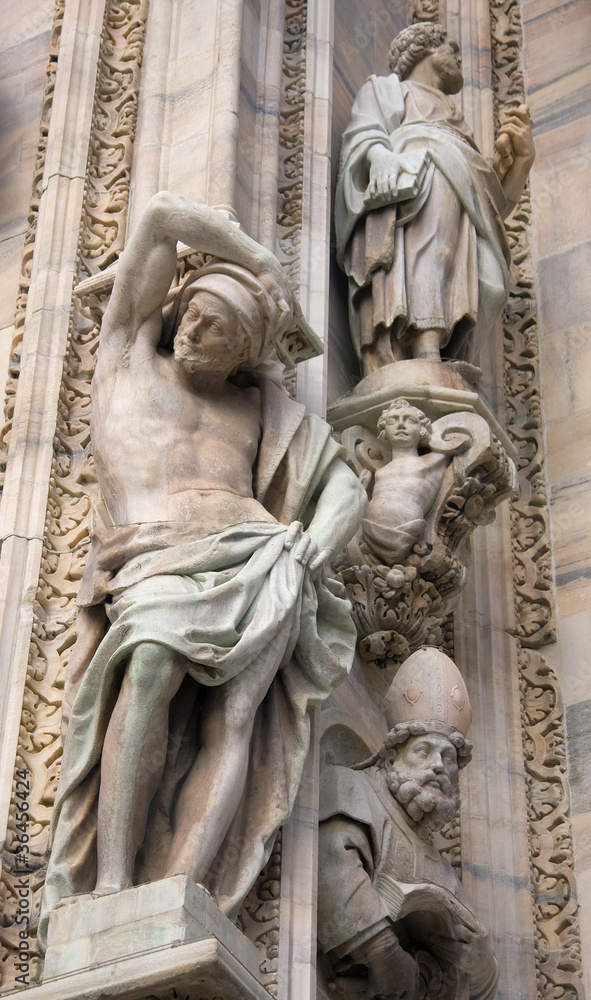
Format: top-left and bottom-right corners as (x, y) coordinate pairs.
(277, 0), (307, 288)
(1, 2), (147, 990)
(80, 0), (149, 276)
(491, 0), (584, 992)
(490, 0), (555, 650)
(240, 831), (282, 997)
(519, 649), (583, 999)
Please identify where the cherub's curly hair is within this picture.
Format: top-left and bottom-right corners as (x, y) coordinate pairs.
(377, 398), (432, 446)
(388, 23), (447, 79)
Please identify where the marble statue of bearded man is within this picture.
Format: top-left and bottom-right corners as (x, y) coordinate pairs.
(39, 192), (366, 949)
(335, 23), (534, 374)
(317, 647), (499, 1000)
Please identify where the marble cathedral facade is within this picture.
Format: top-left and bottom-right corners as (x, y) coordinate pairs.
(0, 0), (589, 998)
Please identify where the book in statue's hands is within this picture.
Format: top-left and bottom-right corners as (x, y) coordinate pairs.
(363, 149), (430, 208)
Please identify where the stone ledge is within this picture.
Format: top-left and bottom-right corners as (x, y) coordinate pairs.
(20, 936), (269, 1000)
(32, 878), (268, 1000)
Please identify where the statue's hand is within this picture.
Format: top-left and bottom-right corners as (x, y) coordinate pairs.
(499, 105), (535, 164)
(493, 131), (514, 180)
(358, 926), (419, 1000)
(493, 105), (535, 203)
(367, 147), (401, 205)
(284, 521), (332, 576)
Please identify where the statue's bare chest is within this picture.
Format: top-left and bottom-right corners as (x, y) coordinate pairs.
(91, 357), (262, 506)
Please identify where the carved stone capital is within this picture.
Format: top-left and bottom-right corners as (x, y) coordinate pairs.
(330, 365), (517, 667)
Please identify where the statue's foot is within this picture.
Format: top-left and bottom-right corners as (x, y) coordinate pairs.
(54, 893), (95, 910)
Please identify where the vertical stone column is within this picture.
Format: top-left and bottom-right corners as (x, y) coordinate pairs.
(248, 0), (286, 248)
(0, 0), (107, 856)
(295, 0), (334, 417)
(521, 0), (591, 990)
(127, 0), (287, 243)
(129, 0), (244, 223)
(277, 2), (335, 995)
(456, 0), (495, 154)
(278, 713), (321, 1000)
(455, 509), (538, 1000)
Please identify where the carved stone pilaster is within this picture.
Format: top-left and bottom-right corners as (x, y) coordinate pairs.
(490, 0), (555, 652)
(520, 649), (584, 999)
(0, 3), (148, 990)
(80, 0), (149, 277)
(0, 0), (65, 495)
(489, 0), (584, 992)
(277, 0), (307, 290)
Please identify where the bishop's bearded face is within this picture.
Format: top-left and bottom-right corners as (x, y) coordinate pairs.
(385, 733), (460, 833)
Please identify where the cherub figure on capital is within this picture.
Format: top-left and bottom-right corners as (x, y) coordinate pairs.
(346, 398), (470, 567)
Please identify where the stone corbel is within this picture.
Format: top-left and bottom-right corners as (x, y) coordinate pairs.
(329, 362), (518, 668)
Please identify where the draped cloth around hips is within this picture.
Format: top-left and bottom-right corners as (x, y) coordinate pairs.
(39, 390), (356, 949)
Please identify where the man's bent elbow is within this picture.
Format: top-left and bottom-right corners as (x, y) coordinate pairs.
(143, 190), (179, 231)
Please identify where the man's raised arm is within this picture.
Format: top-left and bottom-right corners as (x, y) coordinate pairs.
(106, 191), (285, 342)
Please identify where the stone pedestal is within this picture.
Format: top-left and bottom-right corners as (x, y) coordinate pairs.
(34, 877), (268, 1000)
(328, 359), (509, 444)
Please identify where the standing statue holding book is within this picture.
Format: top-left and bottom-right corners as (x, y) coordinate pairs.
(335, 22), (535, 375)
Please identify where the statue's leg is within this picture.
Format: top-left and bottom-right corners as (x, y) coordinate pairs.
(164, 651), (279, 882)
(94, 641), (186, 895)
(404, 168), (476, 361)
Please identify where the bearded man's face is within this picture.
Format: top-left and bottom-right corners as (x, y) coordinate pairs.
(174, 290), (249, 374)
(429, 39), (464, 94)
(385, 733), (460, 833)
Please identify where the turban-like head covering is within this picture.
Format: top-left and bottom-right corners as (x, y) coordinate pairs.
(161, 257), (298, 371)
